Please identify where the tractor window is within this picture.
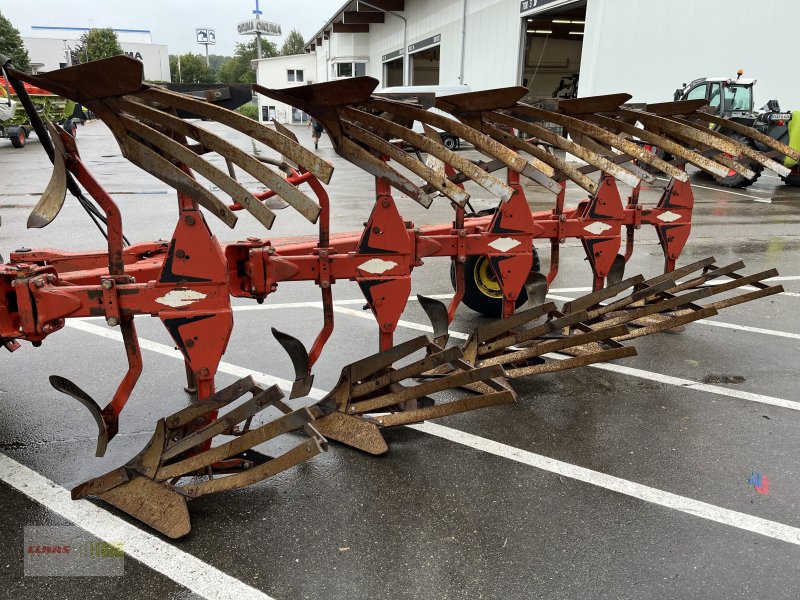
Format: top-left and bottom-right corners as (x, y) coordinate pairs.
(725, 84), (753, 112)
(708, 83), (722, 112)
(685, 85), (707, 101)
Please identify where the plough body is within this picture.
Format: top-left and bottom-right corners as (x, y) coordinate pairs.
(0, 56), (786, 537)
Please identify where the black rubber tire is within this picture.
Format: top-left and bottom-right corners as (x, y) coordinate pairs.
(65, 119), (77, 138)
(441, 134), (457, 150)
(712, 134), (762, 188)
(782, 166), (800, 187)
(450, 250), (541, 317)
(10, 127), (26, 148)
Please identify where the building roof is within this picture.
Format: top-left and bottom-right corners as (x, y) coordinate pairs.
(303, 1), (405, 53)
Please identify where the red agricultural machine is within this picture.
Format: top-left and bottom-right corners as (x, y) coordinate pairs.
(0, 56), (791, 538)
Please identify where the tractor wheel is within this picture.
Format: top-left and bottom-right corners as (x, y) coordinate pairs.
(713, 134), (762, 188)
(637, 144), (670, 174)
(782, 166), (800, 187)
(10, 127), (27, 148)
(441, 134), (458, 150)
(65, 119), (77, 138)
(451, 250), (541, 317)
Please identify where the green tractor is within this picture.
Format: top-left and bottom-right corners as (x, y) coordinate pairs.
(670, 70), (799, 188)
(0, 76), (77, 148)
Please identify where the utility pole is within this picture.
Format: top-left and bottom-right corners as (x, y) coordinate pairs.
(254, 0), (263, 59)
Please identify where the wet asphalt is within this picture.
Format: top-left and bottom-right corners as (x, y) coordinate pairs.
(0, 121), (798, 600)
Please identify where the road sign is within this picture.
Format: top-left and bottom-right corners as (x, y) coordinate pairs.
(196, 28), (216, 44)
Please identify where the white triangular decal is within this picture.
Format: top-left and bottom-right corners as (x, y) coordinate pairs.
(156, 289), (208, 308)
(583, 222), (613, 235)
(358, 258), (398, 274)
(488, 237), (521, 252)
(657, 211), (682, 223)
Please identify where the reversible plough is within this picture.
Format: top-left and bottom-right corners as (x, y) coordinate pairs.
(0, 56), (787, 538)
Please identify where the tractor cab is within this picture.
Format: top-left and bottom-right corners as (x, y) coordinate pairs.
(0, 78), (16, 122)
(674, 70), (756, 121)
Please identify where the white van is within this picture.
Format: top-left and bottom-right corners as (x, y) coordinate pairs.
(375, 84), (471, 149)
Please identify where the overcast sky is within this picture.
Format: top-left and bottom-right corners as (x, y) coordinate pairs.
(0, 0), (344, 55)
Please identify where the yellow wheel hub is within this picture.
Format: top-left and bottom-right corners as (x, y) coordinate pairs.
(474, 256), (502, 298)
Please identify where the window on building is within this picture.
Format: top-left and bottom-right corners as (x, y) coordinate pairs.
(262, 105), (277, 122)
(287, 69), (304, 82)
(333, 61), (367, 79)
(411, 46), (440, 85)
(383, 58), (404, 87)
(336, 63), (353, 78)
(292, 108), (307, 123)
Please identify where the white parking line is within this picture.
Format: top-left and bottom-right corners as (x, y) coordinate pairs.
(50, 319), (800, 551)
(655, 176), (772, 202)
(408, 422), (800, 547)
(695, 319), (800, 340)
(230, 297), (800, 344)
(0, 454), (274, 600)
(325, 306), (800, 412)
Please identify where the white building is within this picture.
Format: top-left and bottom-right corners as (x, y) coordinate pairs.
(253, 53), (317, 124)
(293, 0), (799, 107)
(22, 26), (170, 82)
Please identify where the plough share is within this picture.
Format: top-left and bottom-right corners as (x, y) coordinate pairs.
(0, 56), (785, 537)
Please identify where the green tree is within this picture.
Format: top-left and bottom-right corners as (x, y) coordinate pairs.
(208, 54), (231, 72)
(169, 53), (216, 83)
(71, 28), (123, 64)
(0, 11), (31, 72)
(236, 103), (258, 120)
(218, 39), (277, 84)
(280, 29), (305, 56)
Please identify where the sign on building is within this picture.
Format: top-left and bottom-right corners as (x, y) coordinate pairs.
(237, 20), (282, 36)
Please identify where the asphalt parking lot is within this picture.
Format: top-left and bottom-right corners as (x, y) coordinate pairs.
(1, 119), (799, 600)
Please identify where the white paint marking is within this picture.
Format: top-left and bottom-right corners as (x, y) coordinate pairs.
(487, 237), (521, 252)
(226, 296), (800, 343)
(548, 287), (592, 293)
(155, 289), (208, 308)
(57, 321), (800, 550)
(542, 294), (576, 302)
(357, 258), (398, 275)
(407, 422), (800, 547)
(583, 221), (612, 235)
(317, 307), (800, 413)
(583, 360), (800, 412)
(0, 454), (275, 600)
(656, 210), (682, 223)
(695, 319), (800, 340)
(655, 176), (772, 202)
(66, 320), (313, 396)
(753, 197), (773, 204)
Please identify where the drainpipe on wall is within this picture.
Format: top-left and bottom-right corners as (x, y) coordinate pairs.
(458, 0), (467, 84)
(326, 36), (330, 82)
(358, 0), (408, 86)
